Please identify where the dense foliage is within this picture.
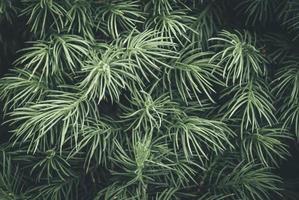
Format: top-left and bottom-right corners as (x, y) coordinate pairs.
(0, 0), (299, 199)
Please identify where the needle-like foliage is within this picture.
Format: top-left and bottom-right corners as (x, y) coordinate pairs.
(0, 0), (16, 23)
(96, 135), (199, 199)
(29, 149), (77, 182)
(72, 118), (118, 170)
(282, 1), (299, 39)
(65, 0), (94, 40)
(189, 2), (223, 48)
(21, 0), (68, 38)
(115, 29), (177, 80)
(26, 177), (79, 200)
(164, 46), (222, 104)
(145, 10), (196, 45)
(0, 69), (49, 112)
(210, 30), (267, 85)
(220, 80), (277, 136)
(15, 40), (56, 80)
(262, 33), (297, 64)
(0, 151), (26, 200)
(272, 57), (299, 139)
(50, 34), (91, 73)
(241, 127), (290, 167)
(279, 99), (299, 140)
(272, 58), (299, 104)
(15, 35), (90, 81)
(120, 91), (179, 133)
(95, 0), (145, 39)
(235, 0), (279, 25)
(168, 114), (235, 162)
(203, 158), (282, 200)
(0, 0), (297, 199)
(144, 0), (184, 15)
(8, 89), (98, 152)
(78, 47), (141, 102)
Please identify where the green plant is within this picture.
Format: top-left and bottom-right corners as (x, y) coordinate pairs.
(235, 0), (279, 25)
(120, 91), (179, 133)
(0, 151), (26, 200)
(15, 35), (90, 81)
(8, 89), (98, 152)
(145, 10), (196, 45)
(65, 0), (94, 40)
(0, 69), (49, 112)
(1, 0), (299, 199)
(241, 127), (290, 167)
(202, 158), (282, 200)
(168, 115), (234, 162)
(210, 30), (267, 85)
(78, 47), (140, 102)
(163, 45), (222, 104)
(21, 0), (68, 38)
(95, 0), (145, 39)
(220, 80), (277, 136)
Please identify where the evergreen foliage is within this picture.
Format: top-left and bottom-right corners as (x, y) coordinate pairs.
(0, 0), (299, 199)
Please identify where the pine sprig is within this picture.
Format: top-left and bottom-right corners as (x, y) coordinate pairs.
(210, 30), (267, 85)
(0, 69), (49, 112)
(97, 135), (199, 199)
(8, 89), (98, 152)
(95, 0), (145, 39)
(71, 118), (118, 170)
(279, 99), (299, 140)
(0, 151), (26, 200)
(0, 0), (17, 24)
(163, 46), (222, 104)
(0, 0), (297, 199)
(21, 0), (68, 38)
(235, 0), (279, 25)
(145, 10), (196, 45)
(78, 47), (141, 102)
(120, 91), (179, 133)
(220, 80), (277, 136)
(168, 115), (235, 162)
(15, 35), (90, 81)
(29, 149), (78, 182)
(203, 158), (282, 200)
(65, 0), (94, 40)
(115, 29), (178, 80)
(241, 127), (291, 167)
(26, 177), (79, 200)
(272, 58), (299, 104)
